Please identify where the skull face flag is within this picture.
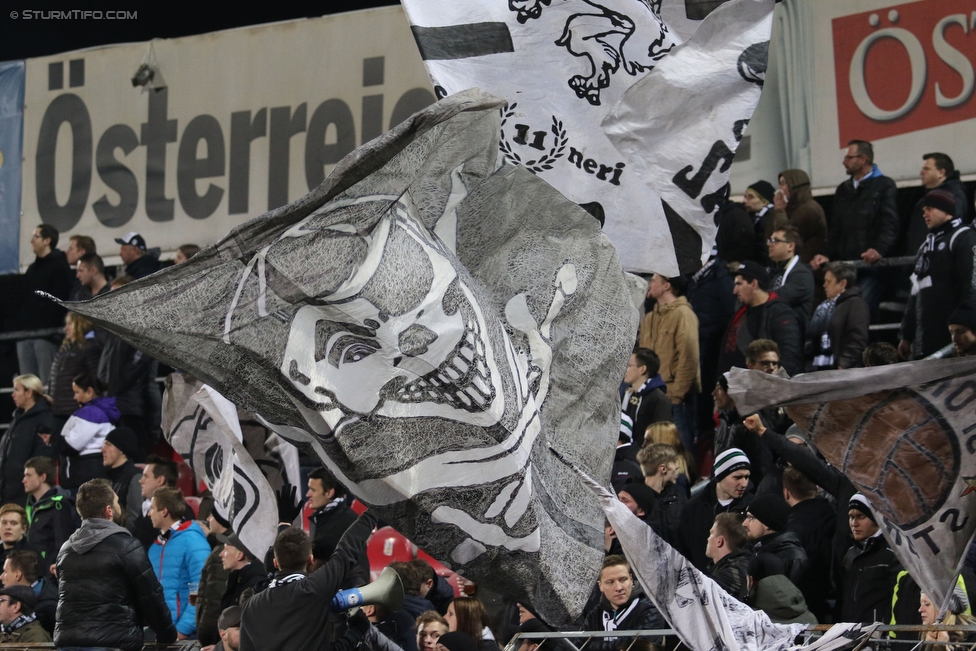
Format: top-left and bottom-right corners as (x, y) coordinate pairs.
(400, 0), (774, 275)
(62, 89), (644, 623)
(726, 357), (976, 613)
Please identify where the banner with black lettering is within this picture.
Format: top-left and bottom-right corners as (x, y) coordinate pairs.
(726, 357), (976, 611)
(400, 0), (773, 275)
(63, 89), (644, 624)
(161, 374), (279, 561)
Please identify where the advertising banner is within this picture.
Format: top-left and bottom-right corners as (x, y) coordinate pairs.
(19, 7), (434, 267)
(808, 0), (976, 189)
(0, 61), (25, 274)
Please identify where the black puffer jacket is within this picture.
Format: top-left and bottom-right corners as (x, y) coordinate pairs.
(752, 531), (808, 587)
(827, 171), (899, 260)
(55, 518), (176, 650)
(1, 400), (56, 505)
(48, 338), (102, 417)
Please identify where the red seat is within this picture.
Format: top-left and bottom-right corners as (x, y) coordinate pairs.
(184, 496), (202, 519)
(366, 526), (416, 581)
(176, 461), (197, 497)
(351, 499), (367, 515)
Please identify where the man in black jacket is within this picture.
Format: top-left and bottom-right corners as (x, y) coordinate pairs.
(24, 457), (78, 565)
(718, 261), (803, 376)
(840, 494), (901, 624)
(705, 512), (751, 603)
(899, 189), (976, 359)
(904, 153), (972, 254)
(743, 494), (807, 588)
(635, 444), (685, 546)
(782, 466), (835, 622)
(55, 478), (175, 649)
(101, 426), (143, 526)
(619, 348), (671, 449)
(239, 514), (377, 650)
(115, 232), (162, 280)
(583, 555), (667, 651)
(677, 448), (754, 571)
(307, 468), (370, 587)
(17, 224), (73, 385)
(218, 531), (268, 611)
(811, 139), (899, 319)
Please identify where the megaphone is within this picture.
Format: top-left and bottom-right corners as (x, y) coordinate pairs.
(331, 566), (405, 613)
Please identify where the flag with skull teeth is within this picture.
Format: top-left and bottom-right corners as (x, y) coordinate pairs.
(60, 89), (645, 624)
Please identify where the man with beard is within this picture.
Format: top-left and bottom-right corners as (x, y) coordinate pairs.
(55, 478), (175, 649)
(743, 494), (808, 588)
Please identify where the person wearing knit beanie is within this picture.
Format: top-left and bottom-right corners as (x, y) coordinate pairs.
(847, 493), (880, 541)
(745, 494), (808, 589)
(746, 494), (790, 533)
(949, 303), (976, 356)
(920, 188), (956, 218)
(747, 181), (775, 207)
(899, 181), (976, 360)
(679, 447), (754, 571)
(618, 483), (656, 518)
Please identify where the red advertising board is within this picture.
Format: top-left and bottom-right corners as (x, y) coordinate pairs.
(833, 0), (976, 146)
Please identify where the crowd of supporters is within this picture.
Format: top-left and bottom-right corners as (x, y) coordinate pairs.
(0, 141), (973, 647)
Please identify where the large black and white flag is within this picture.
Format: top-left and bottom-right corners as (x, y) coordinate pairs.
(578, 466), (879, 651)
(727, 357), (976, 613)
(161, 374), (279, 560)
(401, 0), (773, 275)
(64, 90), (643, 624)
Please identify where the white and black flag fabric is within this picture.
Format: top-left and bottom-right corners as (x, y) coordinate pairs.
(160, 374), (279, 561)
(727, 357), (976, 613)
(579, 466), (879, 651)
(400, 0), (774, 275)
(63, 90), (644, 624)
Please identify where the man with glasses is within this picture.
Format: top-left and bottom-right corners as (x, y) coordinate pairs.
(811, 140), (898, 320)
(0, 585), (51, 643)
(767, 228), (814, 336)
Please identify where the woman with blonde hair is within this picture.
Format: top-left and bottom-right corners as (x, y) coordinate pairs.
(47, 312), (99, 432)
(1, 374), (55, 504)
(919, 591), (976, 649)
(643, 421), (698, 490)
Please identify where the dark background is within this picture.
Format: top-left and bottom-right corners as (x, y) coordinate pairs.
(1, 2), (400, 62)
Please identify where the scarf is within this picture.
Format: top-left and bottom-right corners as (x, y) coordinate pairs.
(0, 612), (36, 634)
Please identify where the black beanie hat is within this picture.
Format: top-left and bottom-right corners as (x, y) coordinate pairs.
(747, 494), (790, 532)
(619, 483), (656, 515)
(105, 426), (140, 461)
(921, 189), (956, 217)
(949, 303), (976, 332)
(748, 181), (775, 205)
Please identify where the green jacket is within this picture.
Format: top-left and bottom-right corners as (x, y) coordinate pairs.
(0, 618), (53, 643)
(196, 540), (232, 646)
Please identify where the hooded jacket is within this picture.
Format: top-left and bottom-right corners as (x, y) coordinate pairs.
(148, 520), (211, 636)
(1, 400), (55, 506)
(752, 575), (818, 625)
(773, 169), (827, 263)
(25, 486), (79, 564)
(638, 296), (701, 403)
(55, 518), (176, 649)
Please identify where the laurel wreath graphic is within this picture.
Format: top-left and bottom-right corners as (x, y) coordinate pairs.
(499, 103), (569, 173)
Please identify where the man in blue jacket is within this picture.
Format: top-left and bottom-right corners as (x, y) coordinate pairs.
(148, 486), (210, 639)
